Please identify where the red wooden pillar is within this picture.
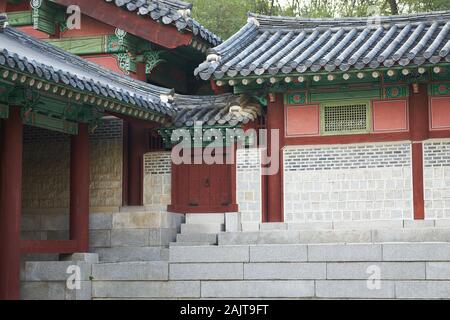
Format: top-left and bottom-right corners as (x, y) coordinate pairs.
(0, 107), (23, 300)
(128, 124), (147, 205)
(70, 123), (90, 252)
(409, 84), (429, 220)
(265, 93), (285, 222)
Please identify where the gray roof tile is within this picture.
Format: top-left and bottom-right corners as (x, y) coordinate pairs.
(171, 94), (261, 127)
(0, 24), (176, 116)
(195, 11), (450, 80)
(105, 0), (222, 47)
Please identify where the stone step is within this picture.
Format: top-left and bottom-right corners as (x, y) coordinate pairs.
(176, 233), (218, 244)
(218, 228), (450, 245)
(93, 247), (169, 262)
(185, 213), (225, 224)
(180, 223), (224, 234)
(169, 242), (216, 247)
(92, 261), (168, 281)
(169, 242), (450, 263)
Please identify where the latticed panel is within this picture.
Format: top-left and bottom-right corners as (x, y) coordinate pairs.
(322, 103), (369, 134)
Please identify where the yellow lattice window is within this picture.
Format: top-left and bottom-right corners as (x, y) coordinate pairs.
(321, 101), (371, 135)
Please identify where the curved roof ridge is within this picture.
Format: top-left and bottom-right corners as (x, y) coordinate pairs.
(248, 11), (450, 29)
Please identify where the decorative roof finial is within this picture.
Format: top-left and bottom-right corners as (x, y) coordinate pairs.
(0, 13), (8, 32)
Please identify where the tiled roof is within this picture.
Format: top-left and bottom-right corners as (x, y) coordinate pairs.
(195, 11), (450, 80)
(171, 94), (261, 127)
(105, 0), (222, 47)
(0, 24), (177, 117)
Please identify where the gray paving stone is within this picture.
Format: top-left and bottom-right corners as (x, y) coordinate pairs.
(201, 280), (315, 298)
(92, 262), (168, 281)
(169, 263), (243, 280)
(244, 263), (326, 280)
(316, 280), (395, 298)
(382, 243), (450, 261)
(186, 213), (225, 224)
(327, 262), (426, 280)
(92, 281), (200, 299)
(169, 245), (249, 263)
(308, 244), (382, 262)
(259, 223), (288, 231)
(250, 244), (307, 262)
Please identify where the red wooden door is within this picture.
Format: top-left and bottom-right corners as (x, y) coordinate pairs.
(169, 157), (238, 213)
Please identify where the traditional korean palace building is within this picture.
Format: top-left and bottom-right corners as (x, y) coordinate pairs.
(1, 0), (450, 300)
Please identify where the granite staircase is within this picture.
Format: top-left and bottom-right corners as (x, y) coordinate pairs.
(20, 217), (450, 300)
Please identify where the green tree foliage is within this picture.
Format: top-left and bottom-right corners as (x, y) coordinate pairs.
(190, 0), (450, 40)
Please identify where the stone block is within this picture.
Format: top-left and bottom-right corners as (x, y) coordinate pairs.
(327, 262), (425, 280)
(382, 243), (450, 261)
(89, 230), (111, 248)
(149, 228), (177, 246)
(241, 223), (260, 232)
(180, 223), (224, 234)
(403, 219), (435, 228)
(169, 245), (249, 263)
(25, 261), (91, 281)
(225, 213), (241, 232)
(287, 222), (333, 230)
(21, 281), (66, 300)
(41, 214), (69, 231)
(21, 214), (41, 232)
(112, 211), (161, 229)
(373, 229), (450, 243)
(395, 281), (450, 299)
(92, 281), (200, 299)
(308, 244), (382, 262)
(186, 213), (225, 224)
(111, 229), (149, 247)
(219, 231), (300, 245)
(93, 247), (165, 262)
(435, 219), (450, 228)
(259, 223), (288, 231)
(300, 229), (372, 244)
(250, 244), (307, 262)
(176, 233), (218, 244)
(169, 263), (243, 280)
(200, 280), (315, 298)
(60, 253), (99, 263)
(315, 280), (395, 299)
(65, 281), (92, 300)
(332, 220), (403, 230)
(244, 263), (326, 280)
(89, 212), (113, 230)
(92, 262), (168, 281)
(426, 262), (450, 280)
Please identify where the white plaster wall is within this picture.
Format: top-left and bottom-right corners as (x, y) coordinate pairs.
(284, 143), (413, 223)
